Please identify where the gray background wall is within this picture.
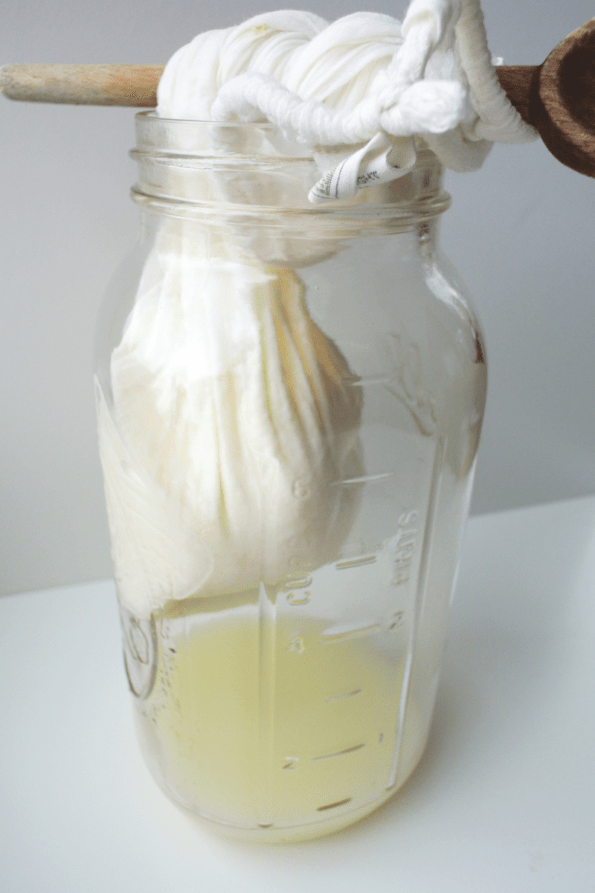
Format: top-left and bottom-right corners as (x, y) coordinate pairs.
(1, 0), (594, 596)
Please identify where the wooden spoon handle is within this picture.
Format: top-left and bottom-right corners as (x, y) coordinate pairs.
(1, 17), (594, 176)
(0, 63), (164, 107)
(0, 61), (539, 112)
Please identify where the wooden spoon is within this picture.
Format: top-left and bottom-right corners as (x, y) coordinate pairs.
(1, 17), (594, 176)
(497, 17), (595, 177)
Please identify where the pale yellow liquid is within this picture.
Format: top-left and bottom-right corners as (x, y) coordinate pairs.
(134, 603), (425, 841)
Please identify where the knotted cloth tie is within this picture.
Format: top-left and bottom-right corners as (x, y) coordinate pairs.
(157, 1), (536, 202)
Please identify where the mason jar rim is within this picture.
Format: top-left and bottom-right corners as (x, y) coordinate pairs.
(130, 111), (451, 218)
(132, 110), (445, 166)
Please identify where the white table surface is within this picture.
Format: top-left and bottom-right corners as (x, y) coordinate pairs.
(2, 496), (594, 893)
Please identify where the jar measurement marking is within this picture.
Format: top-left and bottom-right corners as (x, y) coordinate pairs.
(336, 553), (377, 570)
(285, 636), (305, 654)
(325, 688), (363, 703)
(311, 743), (365, 762)
(286, 590), (311, 606)
(120, 608), (157, 700)
(330, 471), (394, 487)
(282, 575), (312, 590)
(291, 478), (311, 500)
(317, 798), (353, 812)
(319, 622), (381, 644)
(392, 511), (419, 586)
(388, 611), (405, 629)
(288, 555), (311, 572)
(124, 617), (151, 664)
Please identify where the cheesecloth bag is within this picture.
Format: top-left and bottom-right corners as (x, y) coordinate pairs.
(97, 3), (535, 619)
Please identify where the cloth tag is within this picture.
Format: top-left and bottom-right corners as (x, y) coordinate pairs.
(309, 133), (417, 203)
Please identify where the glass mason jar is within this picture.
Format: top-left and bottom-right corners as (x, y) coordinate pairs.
(94, 112), (486, 843)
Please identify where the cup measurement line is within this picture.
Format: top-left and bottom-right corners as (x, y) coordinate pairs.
(330, 472), (394, 486)
(325, 688), (363, 703)
(335, 553), (377, 570)
(317, 798), (353, 812)
(319, 623), (381, 644)
(311, 743), (365, 762)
